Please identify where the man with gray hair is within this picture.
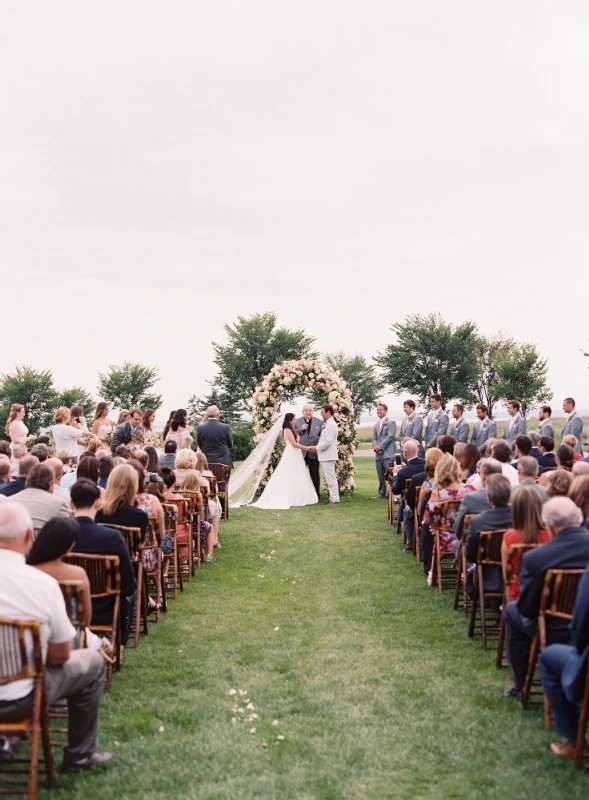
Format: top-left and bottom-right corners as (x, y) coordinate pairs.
(0, 504), (112, 771)
(503, 497), (589, 699)
(0, 455), (39, 498)
(5, 463), (70, 528)
(464, 474), (512, 593)
(572, 461), (589, 477)
(515, 456), (547, 502)
(295, 404), (322, 497)
(197, 406), (234, 483)
(454, 458), (503, 540)
(46, 456), (71, 504)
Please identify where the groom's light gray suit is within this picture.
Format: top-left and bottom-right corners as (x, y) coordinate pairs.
(372, 417), (397, 497)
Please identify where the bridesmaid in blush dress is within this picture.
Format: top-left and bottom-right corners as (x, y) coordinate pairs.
(6, 403), (28, 471)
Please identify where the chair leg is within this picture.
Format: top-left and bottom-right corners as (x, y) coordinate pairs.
(496, 612), (506, 668)
(468, 577), (478, 638)
(40, 697), (56, 789)
(478, 567), (487, 649)
(574, 680), (589, 768)
(521, 634), (540, 709)
(431, 546), (438, 590)
(453, 545), (462, 611)
(544, 692), (552, 731)
(133, 567), (142, 647)
(28, 720), (40, 800)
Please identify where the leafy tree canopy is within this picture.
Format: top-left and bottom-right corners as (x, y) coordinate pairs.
(324, 352), (384, 422)
(97, 362), (162, 411)
(0, 365), (58, 435)
(55, 386), (95, 418)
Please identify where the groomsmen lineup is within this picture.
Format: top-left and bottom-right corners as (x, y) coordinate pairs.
(372, 394), (585, 495)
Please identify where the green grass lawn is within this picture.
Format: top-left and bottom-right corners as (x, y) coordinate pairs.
(38, 460), (589, 800)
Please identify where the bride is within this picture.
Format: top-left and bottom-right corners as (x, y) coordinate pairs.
(228, 411), (319, 510)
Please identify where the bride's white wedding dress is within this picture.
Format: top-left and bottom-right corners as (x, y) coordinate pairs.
(252, 434), (318, 510)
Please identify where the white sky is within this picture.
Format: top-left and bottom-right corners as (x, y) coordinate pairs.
(1, 1), (588, 414)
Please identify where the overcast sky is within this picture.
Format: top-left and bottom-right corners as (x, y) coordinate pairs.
(1, 1), (588, 416)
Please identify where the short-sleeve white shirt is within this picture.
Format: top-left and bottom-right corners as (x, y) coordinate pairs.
(0, 550), (75, 700)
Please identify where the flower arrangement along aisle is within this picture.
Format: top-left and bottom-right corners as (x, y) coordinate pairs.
(251, 358), (356, 495)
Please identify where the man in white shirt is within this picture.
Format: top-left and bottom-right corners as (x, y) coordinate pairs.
(0, 504), (112, 772)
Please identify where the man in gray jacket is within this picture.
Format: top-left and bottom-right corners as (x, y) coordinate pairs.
(503, 400), (527, 448)
(371, 402), (397, 498)
(5, 463), (71, 529)
(561, 397), (584, 454)
(399, 400), (423, 454)
(454, 458), (502, 540)
(537, 405), (554, 441)
(449, 403), (469, 444)
(424, 394), (449, 450)
(470, 404), (497, 456)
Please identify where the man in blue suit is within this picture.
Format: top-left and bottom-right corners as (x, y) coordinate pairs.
(539, 565), (589, 759)
(392, 440), (425, 554)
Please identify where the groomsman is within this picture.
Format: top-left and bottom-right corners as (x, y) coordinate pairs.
(400, 400), (423, 453)
(424, 394), (448, 450)
(371, 402), (397, 498)
(471, 403), (497, 455)
(503, 400), (527, 448)
(449, 403), (469, 443)
(538, 405), (554, 441)
(295, 404), (323, 497)
(561, 397), (584, 455)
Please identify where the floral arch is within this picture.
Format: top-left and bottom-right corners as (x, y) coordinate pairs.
(251, 358), (356, 495)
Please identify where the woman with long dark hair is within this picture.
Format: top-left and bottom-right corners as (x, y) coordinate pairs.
(165, 409), (192, 450)
(145, 446), (162, 477)
(163, 410), (176, 441)
(142, 409), (158, 445)
(501, 485), (551, 601)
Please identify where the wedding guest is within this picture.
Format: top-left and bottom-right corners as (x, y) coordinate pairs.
(556, 444), (575, 472)
(503, 400), (527, 448)
(55, 449), (74, 470)
(145, 446), (162, 478)
(91, 402), (114, 443)
(98, 456), (114, 489)
(573, 462), (589, 477)
(195, 451), (223, 546)
(544, 469), (573, 498)
(454, 458), (503, 541)
(52, 407), (87, 465)
(77, 455), (100, 486)
(70, 405), (89, 459)
(30, 443), (49, 463)
(459, 444), (481, 482)
(453, 442), (466, 464)
(181, 471), (216, 560)
(0, 457), (11, 487)
(6, 403), (27, 469)
(561, 397), (584, 454)
(470, 403), (497, 456)
(423, 454), (474, 558)
(86, 438), (104, 455)
(34, 436), (52, 455)
(160, 440), (177, 470)
(0, 455), (38, 497)
(116, 444), (132, 460)
(449, 403), (469, 443)
(116, 410), (130, 426)
(10, 444), (26, 476)
(490, 441), (520, 487)
(391, 439), (425, 553)
(437, 435), (456, 455)
(163, 410), (176, 441)
(162, 470), (190, 561)
(46, 457), (71, 504)
(5, 463), (71, 527)
(0, 504), (111, 774)
(126, 460), (165, 605)
(465, 474), (512, 594)
(174, 448), (199, 486)
(501, 485), (552, 601)
(563, 435), (583, 462)
(415, 447), (443, 572)
(165, 409), (192, 450)
(569, 475), (589, 528)
(515, 457), (547, 502)
(95, 464), (148, 539)
(110, 408), (143, 457)
(196, 405), (234, 478)
(538, 436), (557, 472)
(513, 434), (533, 468)
(503, 498), (589, 699)
(142, 409), (158, 446)
(537, 405), (555, 441)
(528, 430), (543, 462)
(0, 441), (11, 459)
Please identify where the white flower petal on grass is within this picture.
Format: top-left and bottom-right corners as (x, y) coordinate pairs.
(246, 702), (255, 710)
(158, 725), (165, 733)
(231, 718), (237, 725)
(239, 690), (247, 696)
(251, 713), (258, 720)
(237, 708), (244, 714)
(250, 727), (256, 734)
(274, 626), (280, 631)
(272, 720), (279, 726)
(258, 574), (264, 579)
(277, 735), (285, 741)
(229, 689), (237, 696)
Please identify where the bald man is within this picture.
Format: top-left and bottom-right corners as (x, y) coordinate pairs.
(295, 405), (322, 497)
(391, 440), (425, 553)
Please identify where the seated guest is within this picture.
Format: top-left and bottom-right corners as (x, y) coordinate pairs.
(10, 444), (27, 477)
(55, 448), (74, 472)
(0, 455), (38, 497)
(537, 405), (554, 441)
(537, 436), (557, 472)
(415, 448), (443, 573)
(454, 458), (503, 541)
(556, 444), (575, 472)
(436, 435), (456, 455)
(174, 448), (200, 487)
(195, 450), (223, 547)
(160, 440), (177, 470)
(563, 435), (583, 462)
(126, 460), (165, 605)
(515, 456), (547, 502)
(391, 440), (426, 554)
(115, 444), (132, 460)
(459, 444), (481, 482)
(573, 461), (589, 477)
(29, 443), (49, 463)
(501, 485), (551, 601)
(5, 463), (70, 527)
(527, 431), (542, 462)
(46, 456), (71, 504)
(34, 436), (53, 457)
(85, 437), (104, 455)
(145, 446), (162, 478)
(0, 441), (11, 459)
(70, 479), (137, 649)
(465, 474), (512, 593)
(423, 454), (474, 557)
(503, 498), (589, 699)
(544, 468), (574, 498)
(98, 456), (114, 489)
(512, 434), (533, 468)
(77, 455), (100, 486)
(539, 564), (589, 759)
(490, 441), (520, 487)
(582, 438), (589, 464)
(0, 504), (111, 772)
(569, 475), (589, 529)
(0, 456), (11, 487)
(181, 471), (216, 562)
(95, 464), (148, 540)
(453, 442), (466, 463)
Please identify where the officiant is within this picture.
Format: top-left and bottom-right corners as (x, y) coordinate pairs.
(295, 404), (322, 497)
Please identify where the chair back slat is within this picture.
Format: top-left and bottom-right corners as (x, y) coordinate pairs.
(63, 553), (121, 597)
(477, 530), (508, 566)
(542, 569), (585, 620)
(505, 543), (539, 590)
(58, 580), (87, 649)
(0, 618), (43, 685)
(208, 463), (230, 483)
(99, 524), (143, 562)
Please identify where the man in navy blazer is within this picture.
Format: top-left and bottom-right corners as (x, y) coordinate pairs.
(110, 408), (143, 457)
(196, 406), (234, 472)
(503, 498), (589, 698)
(539, 565), (589, 758)
(392, 440), (425, 553)
(537, 436), (557, 472)
(69, 479), (137, 646)
(0, 455), (38, 497)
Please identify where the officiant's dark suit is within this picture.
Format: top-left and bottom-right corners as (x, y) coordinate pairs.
(197, 419), (234, 473)
(295, 416), (322, 497)
(110, 421), (143, 457)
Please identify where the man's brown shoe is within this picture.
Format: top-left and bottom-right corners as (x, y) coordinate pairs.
(549, 741), (589, 759)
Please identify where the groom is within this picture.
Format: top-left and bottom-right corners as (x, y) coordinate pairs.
(295, 404), (322, 497)
(308, 405), (339, 504)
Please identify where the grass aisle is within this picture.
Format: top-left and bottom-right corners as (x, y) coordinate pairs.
(43, 461), (589, 799)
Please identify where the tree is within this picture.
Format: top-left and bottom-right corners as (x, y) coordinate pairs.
(55, 386), (95, 417)
(97, 362), (162, 411)
(211, 313), (317, 417)
(0, 365), (58, 435)
(494, 343), (552, 418)
(324, 351), (384, 422)
(375, 314), (480, 408)
(473, 332), (516, 418)
(187, 387), (242, 429)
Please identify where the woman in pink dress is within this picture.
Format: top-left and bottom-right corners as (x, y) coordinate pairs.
(142, 409), (159, 446)
(6, 403), (28, 470)
(423, 454), (475, 555)
(92, 402), (114, 445)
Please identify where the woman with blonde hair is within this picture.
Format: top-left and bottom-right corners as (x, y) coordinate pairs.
(563, 435), (583, 462)
(177, 471), (216, 563)
(92, 402), (114, 443)
(544, 468), (574, 498)
(501, 486), (551, 601)
(6, 403), (28, 469)
(51, 407), (86, 466)
(423, 454), (475, 558)
(569, 475), (589, 527)
(174, 448), (198, 486)
(95, 463), (148, 539)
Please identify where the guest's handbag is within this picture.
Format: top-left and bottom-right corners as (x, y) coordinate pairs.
(161, 532), (174, 555)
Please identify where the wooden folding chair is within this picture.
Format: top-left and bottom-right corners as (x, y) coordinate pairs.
(453, 513), (475, 615)
(110, 525), (148, 647)
(496, 544), (539, 668)
(468, 529), (507, 649)
(167, 495), (195, 578)
(176, 490), (201, 574)
(412, 485), (422, 557)
(63, 553), (121, 690)
(522, 568), (585, 726)
(0, 618), (56, 800)
(430, 500), (462, 594)
(161, 503), (183, 600)
(208, 463), (230, 520)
